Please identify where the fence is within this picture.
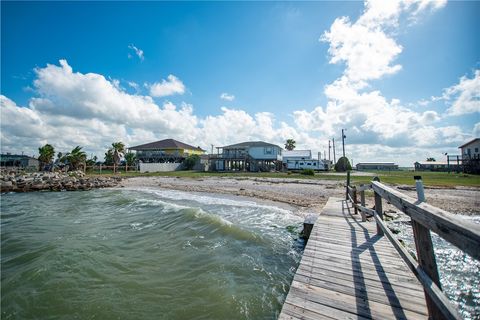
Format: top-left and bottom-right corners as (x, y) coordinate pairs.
(85, 164), (138, 174)
(345, 171), (480, 320)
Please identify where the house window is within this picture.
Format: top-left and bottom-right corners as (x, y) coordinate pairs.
(475, 148), (479, 153)
(264, 147), (273, 155)
(467, 148), (471, 155)
(300, 162), (304, 165)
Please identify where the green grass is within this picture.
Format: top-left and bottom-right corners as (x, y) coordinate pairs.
(86, 170), (479, 187)
(350, 171), (480, 187)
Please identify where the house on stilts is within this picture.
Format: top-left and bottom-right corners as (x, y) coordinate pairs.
(213, 141), (283, 172)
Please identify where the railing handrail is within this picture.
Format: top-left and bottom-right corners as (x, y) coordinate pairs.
(371, 181), (480, 260)
(345, 175), (479, 320)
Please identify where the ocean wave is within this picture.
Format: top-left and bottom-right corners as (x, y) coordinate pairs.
(128, 187), (293, 215)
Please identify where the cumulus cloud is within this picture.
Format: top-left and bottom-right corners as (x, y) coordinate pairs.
(0, 2), (473, 166)
(307, 0), (465, 157)
(1, 60), (302, 161)
(321, 0), (446, 87)
(149, 74), (186, 98)
(128, 44), (144, 61)
(220, 93), (235, 101)
(444, 70), (480, 116)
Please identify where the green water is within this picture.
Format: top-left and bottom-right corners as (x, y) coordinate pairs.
(1, 188), (304, 319)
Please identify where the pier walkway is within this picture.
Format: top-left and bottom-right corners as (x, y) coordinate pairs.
(279, 197), (428, 320)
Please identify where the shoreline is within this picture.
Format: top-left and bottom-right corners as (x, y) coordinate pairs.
(120, 176), (480, 216)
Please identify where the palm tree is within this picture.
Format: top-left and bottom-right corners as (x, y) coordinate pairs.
(124, 152), (136, 172)
(104, 149), (114, 166)
(110, 142), (125, 173)
(66, 146), (87, 171)
(38, 144), (55, 170)
(284, 139), (296, 151)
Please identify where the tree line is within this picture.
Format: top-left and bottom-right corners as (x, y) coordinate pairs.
(38, 142), (136, 172)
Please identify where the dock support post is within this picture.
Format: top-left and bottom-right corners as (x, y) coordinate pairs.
(412, 176), (444, 320)
(301, 214), (317, 240)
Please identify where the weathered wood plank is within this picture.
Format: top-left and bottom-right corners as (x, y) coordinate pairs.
(299, 256), (424, 288)
(293, 273), (428, 314)
(290, 282), (427, 320)
(280, 196), (430, 320)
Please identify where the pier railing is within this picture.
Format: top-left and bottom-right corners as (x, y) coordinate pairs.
(345, 172), (480, 320)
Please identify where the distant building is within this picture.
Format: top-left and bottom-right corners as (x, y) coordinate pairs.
(282, 150), (327, 171)
(130, 139), (205, 163)
(0, 154), (39, 171)
(459, 138), (480, 174)
(414, 161), (459, 172)
(214, 141), (282, 172)
(129, 139), (205, 172)
(356, 162), (398, 171)
(459, 138), (480, 159)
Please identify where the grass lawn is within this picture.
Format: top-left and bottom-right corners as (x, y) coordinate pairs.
(350, 171), (480, 187)
(87, 169), (479, 187)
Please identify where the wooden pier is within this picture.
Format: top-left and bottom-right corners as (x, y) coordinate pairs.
(280, 197), (428, 319)
(280, 176), (480, 320)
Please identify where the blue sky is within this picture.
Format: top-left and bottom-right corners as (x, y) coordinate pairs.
(1, 1), (479, 166)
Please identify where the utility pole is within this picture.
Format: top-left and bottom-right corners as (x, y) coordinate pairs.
(328, 140), (331, 162)
(342, 129), (346, 158)
(332, 138), (336, 164)
(211, 144), (214, 155)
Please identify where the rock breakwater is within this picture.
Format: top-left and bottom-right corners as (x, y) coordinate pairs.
(0, 171), (121, 193)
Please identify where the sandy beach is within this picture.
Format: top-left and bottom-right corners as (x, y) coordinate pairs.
(120, 176), (480, 216)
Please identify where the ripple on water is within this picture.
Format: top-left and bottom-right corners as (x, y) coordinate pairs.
(1, 188), (303, 320)
(388, 217), (480, 319)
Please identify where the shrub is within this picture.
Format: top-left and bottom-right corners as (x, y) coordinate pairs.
(183, 154), (200, 170)
(301, 169), (315, 176)
(335, 156), (352, 172)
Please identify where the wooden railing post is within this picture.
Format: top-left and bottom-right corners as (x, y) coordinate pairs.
(412, 176), (444, 320)
(346, 170), (351, 200)
(360, 184), (366, 222)
(373, 177), (383, 235)
(353, 186), (358, 215)
(360, 184), (366, 207)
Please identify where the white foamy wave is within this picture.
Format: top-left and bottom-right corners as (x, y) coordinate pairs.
(189, 207), (233, 227)
(134, 198), (190, 211)
(132, 188), (293, 215)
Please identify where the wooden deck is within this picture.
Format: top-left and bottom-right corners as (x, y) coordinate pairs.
(279, 197), (428, 320)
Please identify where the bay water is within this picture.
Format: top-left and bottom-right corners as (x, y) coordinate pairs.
(1, 188), (304, 319)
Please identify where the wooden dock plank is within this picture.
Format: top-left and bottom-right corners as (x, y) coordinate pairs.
(279, 197), (428, 319)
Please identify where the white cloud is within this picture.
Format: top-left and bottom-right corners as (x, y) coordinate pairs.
(444, 70), (480, 116)
(321, 0), (446, 87)
(0, 2), (472, 167)
(306, 0), (463, 161)
(128, 81), (139, 90)
(220, 92), (235, 101)
(128, 44), (144, 61)
(321, 16), (402, 85)
(473, 122), (480, 137)
(149, 74), (186, 98)
(1, 61), (299, 161)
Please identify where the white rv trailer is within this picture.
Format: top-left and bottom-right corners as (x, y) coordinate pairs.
(282, 150), (327, 171)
